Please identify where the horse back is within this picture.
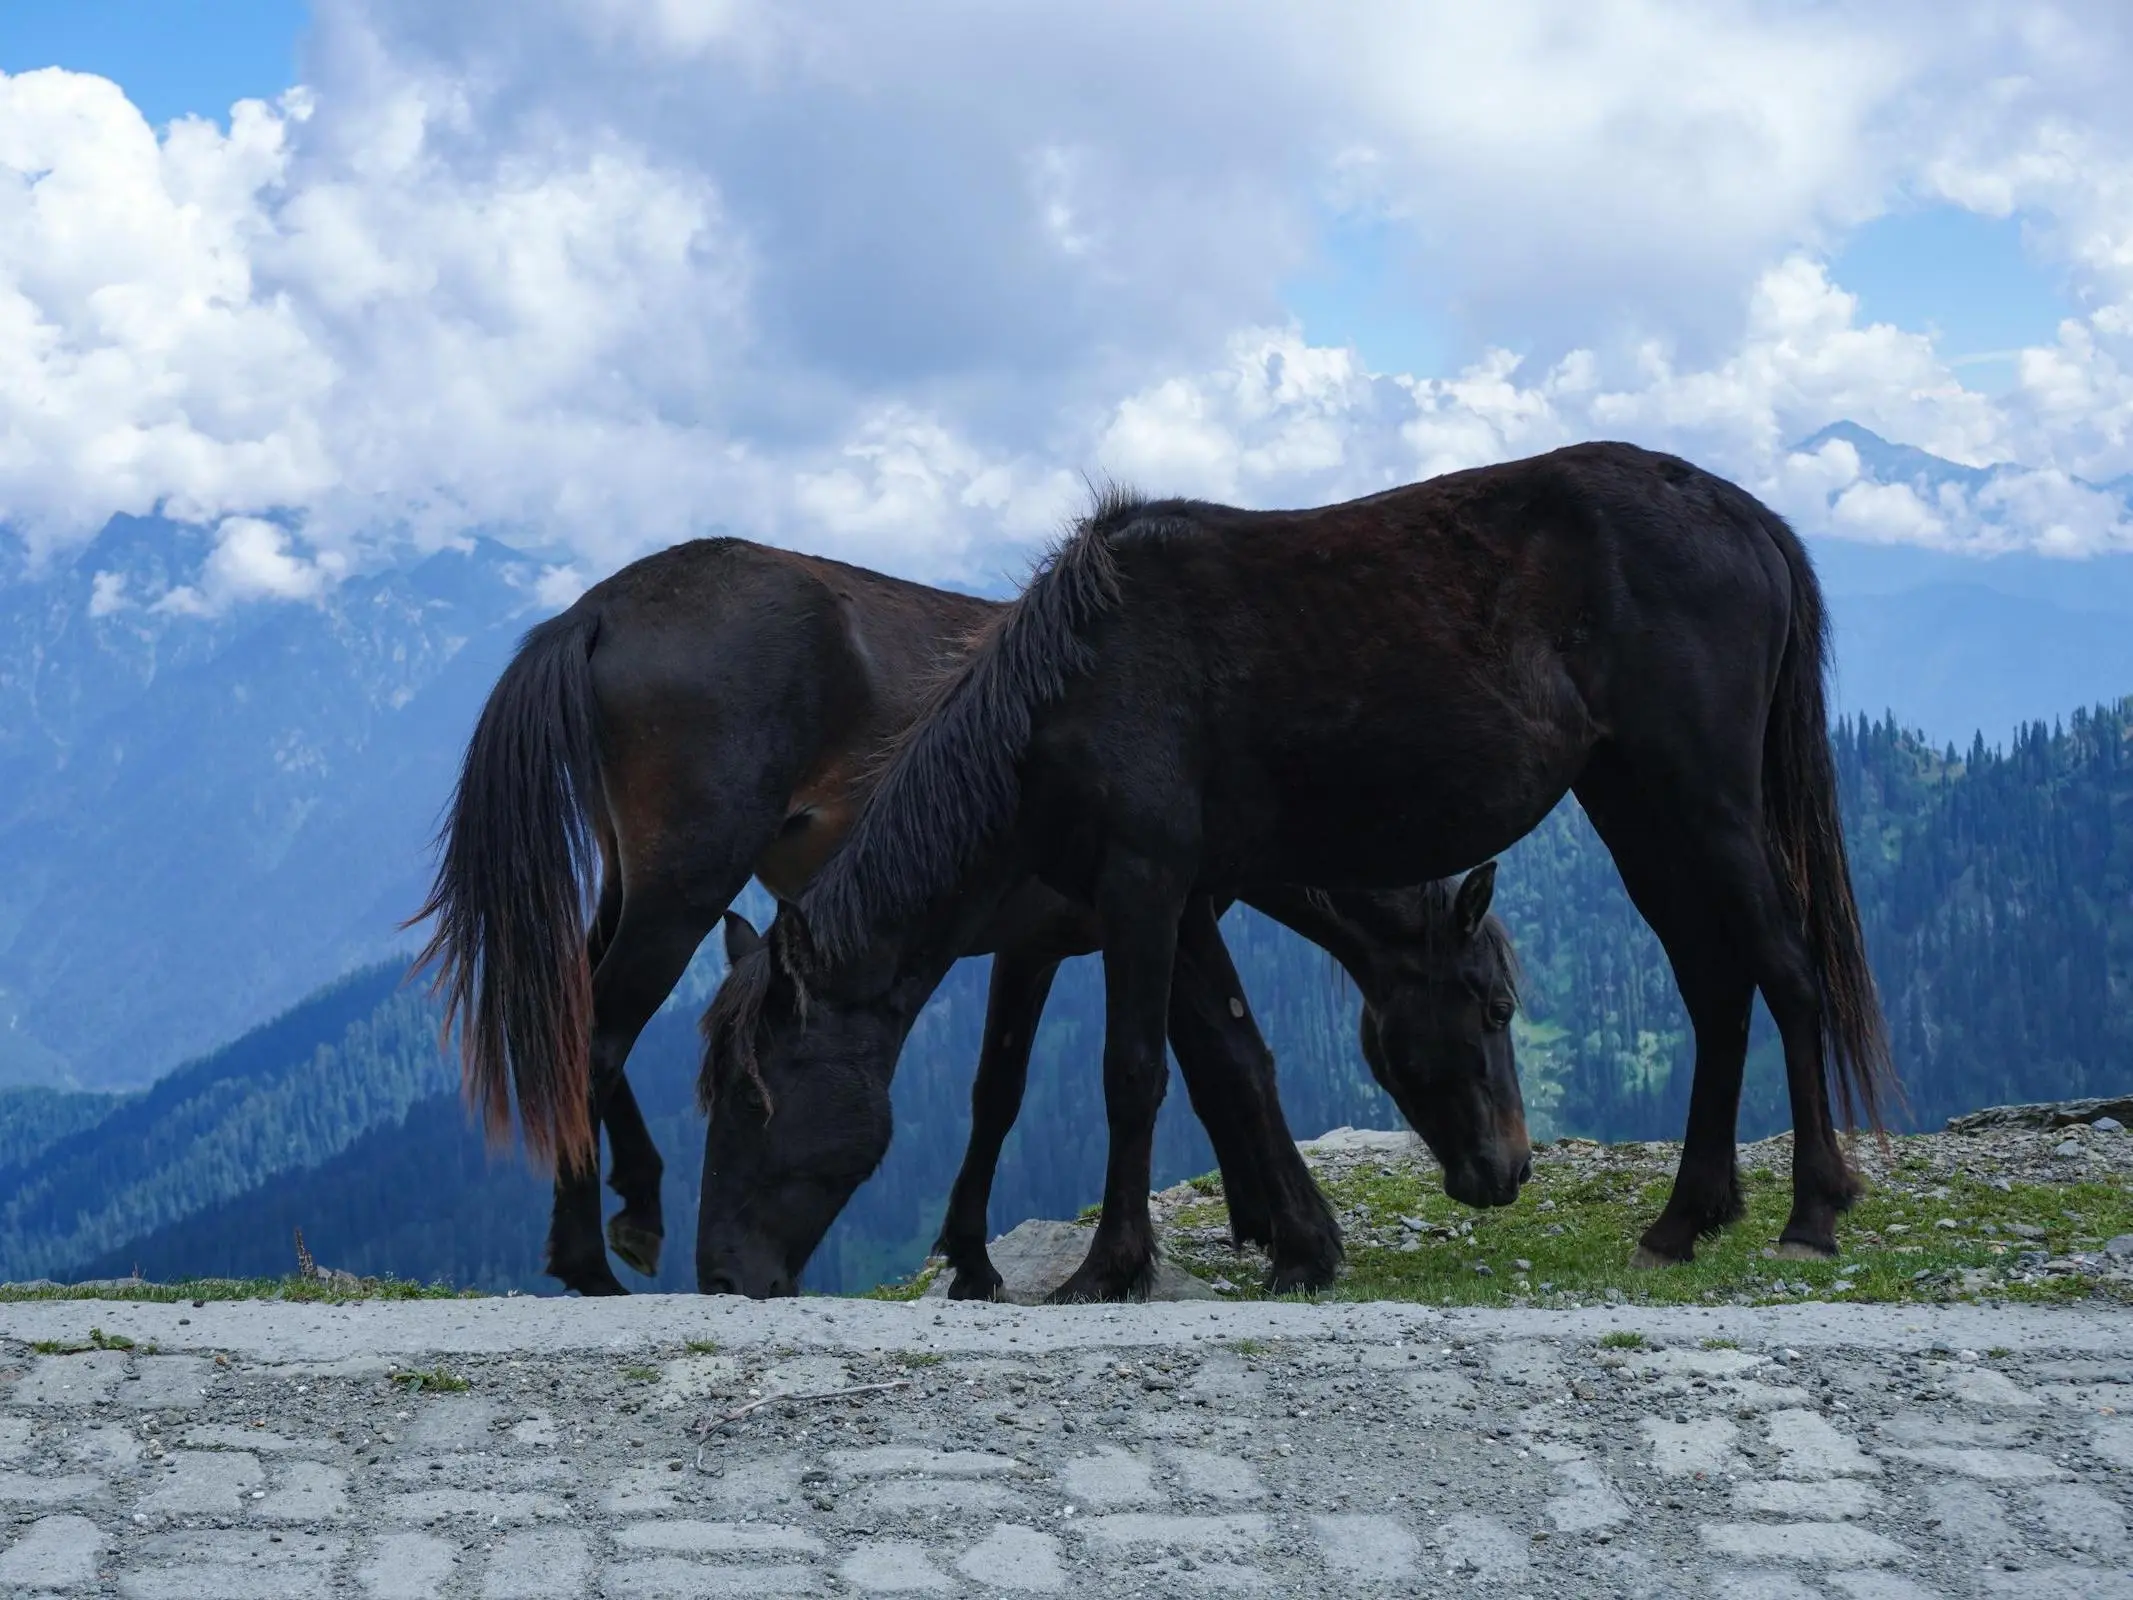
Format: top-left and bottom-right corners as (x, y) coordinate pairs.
(1029, 443), (1796, 888)
(580, 538), (1001, 892)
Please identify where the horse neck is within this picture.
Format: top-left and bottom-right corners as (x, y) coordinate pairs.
(1239, 885), (1382, 993)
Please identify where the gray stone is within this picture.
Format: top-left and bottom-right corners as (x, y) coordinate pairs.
(0, 1514), (104, 1589)
(1765, 1408), (1879, 1478)
(138, 1449), (264, 1515)
(614, 1523), (825, 1558)
(1314, 1513), (1420, 1580)
(118, 1530), (345, 1600)
(1165, 1446), (1263, 1501)
(849, 1477), (1028, 1516)
(257, 1460), (350, 1521)
(1546, 1458), (1629, 1532)
(1983, 1572), (2133, 1599)
(2022, 1482), (2128, 1554)
(481, 1529), (592, 1598)
(1735, 1478), (1879, 1519)
(12, 1351), (128, 1407)
(2103, 1235), (2133, 1260)
(1060, 1446), (1158, 1508)
(607, 1560), (822, 1597)
(402, 1397), (498, 1451)
(955, 1525), (1064, 1592)
(822, 1446), (1018, 1477)
(380, 1489), (571, 1524)
(922, 1219), (1217, 1302)
(1828, 1579), (1947, 1600)
(1431, 1513), (1529, 1581)
(1075, 1512), (1270, 1552)
(0, 1469), (105, 1506)
(1643, 1416), (1738, 1476)
(839, 1540), (954, 1593)
(1882, 1446), (2069, 1480)
(0, 1415), (30, 1462)
(357, 1532), (458, 1599)
(1702, 1522), (1908, 1566)
(119, 1356), (213, 1408)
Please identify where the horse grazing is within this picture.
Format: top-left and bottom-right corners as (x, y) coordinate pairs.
(716, 865), (1518, 1300)
(410, 534), (1519, 1298)
(705, 442), (1892, 1303)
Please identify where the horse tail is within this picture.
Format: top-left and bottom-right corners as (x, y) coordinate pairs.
(407, 604), (605, 1173)
(1757, 510), (1897, 1132)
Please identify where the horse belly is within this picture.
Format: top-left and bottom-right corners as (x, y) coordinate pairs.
(1230, 666), (1592, 887)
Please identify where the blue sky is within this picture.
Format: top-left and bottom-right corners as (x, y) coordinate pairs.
(1, 1), (2130, 581)
(0, 0), (307, 128)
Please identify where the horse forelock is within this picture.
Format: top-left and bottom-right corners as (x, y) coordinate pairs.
(797, 487), (1158, 969)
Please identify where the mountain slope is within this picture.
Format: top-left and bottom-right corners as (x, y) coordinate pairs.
(0, 963), (449, 1282)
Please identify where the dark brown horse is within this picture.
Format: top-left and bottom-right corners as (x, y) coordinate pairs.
(716, 866), (1517, 1299)
(705, 442), (1893, 1302)
(411, 536), (1518, 1297)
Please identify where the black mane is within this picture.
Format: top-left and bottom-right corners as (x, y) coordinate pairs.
(795, 486), (1185, 970)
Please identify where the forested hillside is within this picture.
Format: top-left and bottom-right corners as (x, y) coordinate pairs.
(18, 702), (2133, 1295)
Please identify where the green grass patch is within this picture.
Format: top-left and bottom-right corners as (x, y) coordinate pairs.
(391, 1365), (471, 1394)
(894, 1350), (947, 1367)
(622, 1365), (660, 1382)
(1599, 1330), (1646, 1350)
(1159, 1157), (2133, 1308)
(682, 1339), (720, 1356)
(1701, 1336), (1740, 1350)
(29, 1326), (139, 1355)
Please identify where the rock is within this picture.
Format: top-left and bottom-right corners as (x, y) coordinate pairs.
(2094, 1117), (2125, 1133)
(920, 1220), (1218, 1304)
(1946, 1094), (2133, 1132)
(1295, 1127), (1419, 1159)
(2052, 1140), (2084, 1160)
(2007, 1223), (2047, 1240)
(2105, 1235), (2133, 1260)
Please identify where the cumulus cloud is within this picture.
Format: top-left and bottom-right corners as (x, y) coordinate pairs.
(5, 0), (2133, 603)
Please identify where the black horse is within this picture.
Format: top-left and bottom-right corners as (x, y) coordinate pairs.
(704, 442), (1892, 1302)
(412, 536), (1520, 1297)
(718, 866), (1517, 1299)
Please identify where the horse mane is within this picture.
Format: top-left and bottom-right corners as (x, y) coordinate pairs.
(796, 484), (1183, 970)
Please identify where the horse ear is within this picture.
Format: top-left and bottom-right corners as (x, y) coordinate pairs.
(1453, 861), (1497, 937)
(721, 911), (763, 965)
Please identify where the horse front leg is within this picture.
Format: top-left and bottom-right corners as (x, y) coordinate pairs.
(1167, 897), (1342, 1292)
(1050, 859), (1186, 1305)
(935, 943), (1062, 1300)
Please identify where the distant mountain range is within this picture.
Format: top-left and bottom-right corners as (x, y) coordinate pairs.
(1, 422), (2131, 1092)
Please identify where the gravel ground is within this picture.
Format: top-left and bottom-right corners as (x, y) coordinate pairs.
(4, 1295), (2130, 1597)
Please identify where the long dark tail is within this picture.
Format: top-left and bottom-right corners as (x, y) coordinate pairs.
(1758, 512), (1897, 1131)
(407, 606), (605, 1173)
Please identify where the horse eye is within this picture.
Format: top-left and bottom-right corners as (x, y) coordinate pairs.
(1485, 999), (1514, 1030)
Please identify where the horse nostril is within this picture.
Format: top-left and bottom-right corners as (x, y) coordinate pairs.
(1518, 1156), (1534, 1186)
(701, 1274), (741, 1297)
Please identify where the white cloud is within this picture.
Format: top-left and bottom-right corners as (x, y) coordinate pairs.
(6, 1), (2133, 604)
(157, 516), (346, 615)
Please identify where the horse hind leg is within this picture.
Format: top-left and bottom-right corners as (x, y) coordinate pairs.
(548, 863), (751, 1295)
(1577, 760), (1756, 1268)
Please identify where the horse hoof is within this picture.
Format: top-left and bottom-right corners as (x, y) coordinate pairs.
(607, 1218), (664, 1278)
(1046, 1267), (1148, 1305)
(946, 1267), (1006, 1302)
(1629, 1243), (1689, 1271)
(1774, 1238), (1837, 1261)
